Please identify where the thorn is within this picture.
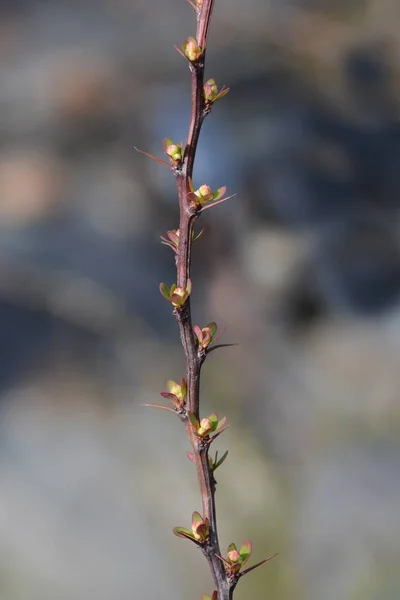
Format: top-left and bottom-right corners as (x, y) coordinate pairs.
(174, 44), (186, 59)
(134, 147), (172, 169)
(160, 238), (178, 253)
(206, 343), (238, 355)
(240, 553), (279, 577)
(143, 404), (177, 413)
(215, 554), (230, 567)
(210, 326), (227, 346)
(200, 194), (236, 213)
(209, 425), (230, 443)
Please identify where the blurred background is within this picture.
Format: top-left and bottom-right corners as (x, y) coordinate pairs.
(0, 0), (400, 598)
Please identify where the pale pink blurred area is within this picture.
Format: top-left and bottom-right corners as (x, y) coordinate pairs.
(0, 1), (400, 599)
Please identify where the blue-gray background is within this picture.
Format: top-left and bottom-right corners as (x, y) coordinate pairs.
(0, 1), (400, 598)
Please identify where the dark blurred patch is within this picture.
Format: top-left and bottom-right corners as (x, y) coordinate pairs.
(0, 301), (103, 393)
(344, 42), (396, 120)
(237, 39), (400, 320)
(0, 0), (27, 17)
(315, 218), (400, 315)
(285, 218), (400, 325)
(282, 279), (326, 330)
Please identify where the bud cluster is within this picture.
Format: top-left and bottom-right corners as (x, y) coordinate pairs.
(160, 228), (204, 253)
(203, 78), (230, 108)
(159, 280), (192, 308)
(164, 138), (184, 167)
(223, 541), (253, 576)
(193, 321), (226, 350)
(160, 378), (187, 412)
(182, 37), (203, 62)
(174, 511), (210, 544)
(187, 178), (228, 209)
(188, 411), (227, 440)
(218, 540), (278, 581)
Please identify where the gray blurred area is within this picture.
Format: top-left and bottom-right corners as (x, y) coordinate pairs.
(0, 0), (400, 598)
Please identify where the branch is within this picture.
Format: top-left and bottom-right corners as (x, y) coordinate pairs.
(173, 1), (234, 596)
(146, 1), (276, 597)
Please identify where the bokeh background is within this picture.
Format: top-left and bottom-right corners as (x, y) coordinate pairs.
(1, 0), (400, 598)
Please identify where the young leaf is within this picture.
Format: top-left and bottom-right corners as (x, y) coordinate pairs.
(173, 527), (196, 541)
(216, 416), (227, 431)
(159, 283), (171, 300)
(186, 451), (195, 463)
(207, 322), (217, 337)
(212, 186), (226, 201)
(239, 540), (252, 566)
(209, 413), (219, 429)
(214, 450), (228, 469)
(192, 511), (203, 525)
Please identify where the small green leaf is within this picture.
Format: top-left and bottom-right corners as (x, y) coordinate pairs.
(227, 543), (237, 554)
(215, 450), (228, 469)
(180, 378), (187, 397)
(208, 413), (219, 429)
(207, 322), (217, 337)
(192, 511), (203, 524)
(215, 86), (230, 101)
(159, 283), (170, 300)
(216, 416), (227, 431)
(173, 527), (196, 541)
(239, 540), (252, 565)
(163, 138), (174, 151)
(212, 186), (226, 201)
(167, 380), (178, 393)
